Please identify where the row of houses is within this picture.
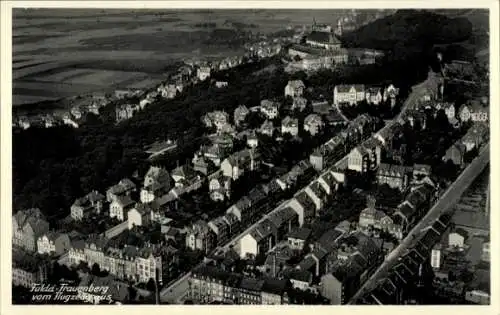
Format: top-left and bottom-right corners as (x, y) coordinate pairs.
(443, 122), (489, 167)
(190, 265), (289, 304)
(333, 84), (400, 107)
(237, 115), (382, 260)
(14, 94), (112, 130)
(184, 114), (378, 254)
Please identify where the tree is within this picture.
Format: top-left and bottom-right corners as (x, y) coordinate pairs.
(146, 278), (156, 292)
(91, 263), (101, 276)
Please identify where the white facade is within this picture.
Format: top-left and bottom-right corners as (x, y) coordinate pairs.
(109, 201), (127, 221)
(431, 248), (441, 269)
(128, 209), (143, 229)
(239, 233), (258, 259)
(448, 232), (465, 249)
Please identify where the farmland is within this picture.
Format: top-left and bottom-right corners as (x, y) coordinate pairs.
(13, 8), (357, 107)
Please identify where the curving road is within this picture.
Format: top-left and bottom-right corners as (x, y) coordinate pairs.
(348, 143), (490, 304)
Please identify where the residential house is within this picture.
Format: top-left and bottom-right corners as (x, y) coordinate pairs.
(267, 207), (300, 240)
(287, 227), (312, 251)
(239, 219), (278, 259)
(190, 265), (243, 304)
(304, 114), (324, 136)
(365, 87), (383, 105)
(77, 274), (130, 304)
(157, 83), (178, 99)
(347, 146), (370, 173)
(115, 104), (139, 123)
(288, 190), (317, 226)
(436, 102), (457, 124)
(404, 109), (427, 129)
(221, 149), (260, 181)
(246, 131), (259, 148)
(185, 220), (216, 253)
(298, 227), (345, 277)
(192, 153), (216, 175)
(261, 100), (280, 119)
(358, 207), (386, 231)
(461, 123), (489, 152)
(171, 164), (198, 188)
(215, 81), (229, 88)
(237, 278), (265, 304)
(448, 228), (468, 249)
(310, 136), (345, 171)
(70, 191), (105, 221)
(110, 195), (135, 222)
(127, 203), (152, 229)
(203, 111), (230, 131)
(12, 208), (50, 252)
(413, 164), (432, 180)
(222, 213), (241, 236)
(197, 66), (211, 81)
(209, 174), (232, 202)
(17, 116), (31, 129)
(37, 232), (71, 256)
(234, 105), (250, 127)
(106, 178), (136, 203)
(383, 84), (400, 108)
(208, 216), (231, 245)
(259, 120), (275, 137)
(320, 248), (379, 304)
(376, 163), (413, 191)
(458, 101), (488, 123)
(288, 269), (314, 292)
(443, 141), (466, 166)
(261, 278), (289, 305)
(285, 80), (305, 98)
(12, 251), (49, 288)
(304, 180), (329, 213)
(140, 166), (171, 203)
(292, 97), (308, 112)
(333, 84), (366, 106)
(281, 116), (299, 137)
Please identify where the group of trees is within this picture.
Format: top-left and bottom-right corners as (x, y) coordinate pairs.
(341, 10), (473, 60)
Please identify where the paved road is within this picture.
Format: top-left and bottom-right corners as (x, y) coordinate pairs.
(348, 143), (490, 304)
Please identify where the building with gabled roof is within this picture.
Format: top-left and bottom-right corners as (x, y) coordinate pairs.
(333, 84), (366, 106)
(70, 191), (106, 221)
(285, 80), (306, 98)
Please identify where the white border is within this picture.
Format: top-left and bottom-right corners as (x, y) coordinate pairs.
(1, 1), (499, 315)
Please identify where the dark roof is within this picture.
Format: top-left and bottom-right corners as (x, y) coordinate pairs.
(396, 202), (415, 219)
(267, 207), (298, 228)
(239, 278), (265, 292)
(295, 191), (316, 213)
(261, 278), (288, 295)
(192, 265), (243, 287)
(288, 269), (313, 283)
(287, 227), (312, 241)
(307, 31), (341, 45)
(335, 84), (365, 93)
(318, 229), (343, 249)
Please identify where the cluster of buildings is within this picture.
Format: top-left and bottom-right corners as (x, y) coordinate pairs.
(333, 84), (399, 107)
(285, 21), (384, 72)
(444, 122), (489, 167)
(13, 93), (113, 130)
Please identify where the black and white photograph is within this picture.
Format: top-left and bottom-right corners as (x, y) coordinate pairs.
(1, 1), (498, 310)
